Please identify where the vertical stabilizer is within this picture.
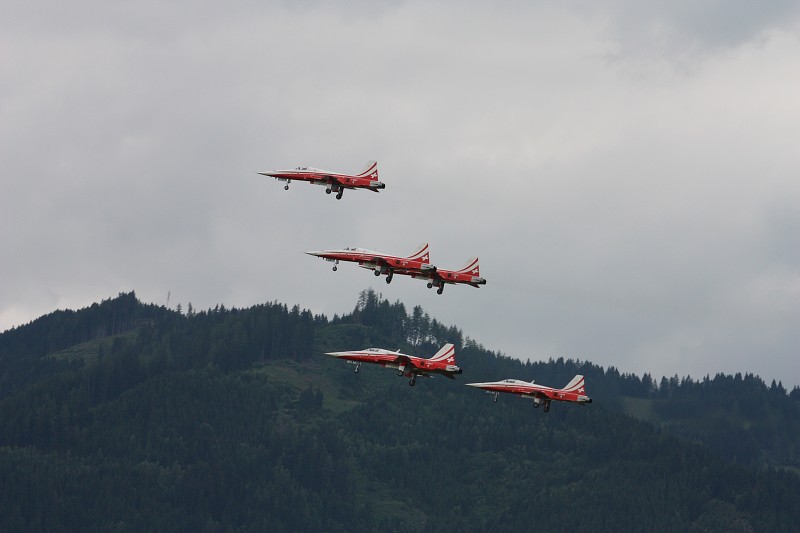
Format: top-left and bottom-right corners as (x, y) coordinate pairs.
(562, 375), (585, 393)
(429, 343), (456, 362)
(356, 160), (379, 180)
(406, 243), (430, 264)
(455, 257), (480, 276)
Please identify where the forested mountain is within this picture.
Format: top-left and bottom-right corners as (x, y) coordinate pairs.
(1, 291), (799, 531)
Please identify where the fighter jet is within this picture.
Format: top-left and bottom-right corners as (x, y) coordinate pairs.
(325, 343), (462, 386)
(395, 257), (487, 295)
(306, 243), (434, 284)
(466, 375), (592, 413)
(258, 160), (384, 199)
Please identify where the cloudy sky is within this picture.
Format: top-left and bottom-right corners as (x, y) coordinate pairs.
(3, 1), (799, 387)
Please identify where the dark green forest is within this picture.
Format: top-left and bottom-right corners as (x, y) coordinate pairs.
(1, 291), (799, 531)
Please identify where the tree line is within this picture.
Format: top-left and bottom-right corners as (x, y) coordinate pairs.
(2, 290), (800, 531)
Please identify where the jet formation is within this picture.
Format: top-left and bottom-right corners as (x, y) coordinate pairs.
(261, 159), (590, 414)
(323, 342), (591, 412)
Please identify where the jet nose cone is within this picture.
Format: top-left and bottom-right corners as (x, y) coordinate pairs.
(305, 251), (323, 257)
(326, 350), (360, 358)
(464, 383), (482, 388)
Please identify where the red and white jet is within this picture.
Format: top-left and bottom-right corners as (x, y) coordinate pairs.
(325, 343), (461, 386)
(306, 243), (434, 284)
(399, 257), (487, 295)
(258, 160), (385, 199)
(465, 375), (592, 413)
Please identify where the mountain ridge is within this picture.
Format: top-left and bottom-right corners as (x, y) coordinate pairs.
(1, 290), (799, 531)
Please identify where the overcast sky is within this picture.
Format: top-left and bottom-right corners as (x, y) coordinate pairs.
(3, 1), (799, 387)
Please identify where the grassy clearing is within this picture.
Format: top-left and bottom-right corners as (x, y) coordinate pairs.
(620, 396), (657, 422)
(45, 330), (139, 365)
(251, 358), (362, 414)
(354, 480), (429, 528)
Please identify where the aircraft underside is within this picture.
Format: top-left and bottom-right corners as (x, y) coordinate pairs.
(531, 395), (552, 412)
(348, 360), (431, 387)
(346, 360), (420, 385)
(321, 181), (345, 199)
(389, 362), (426, 386)
(425, 279), (446, 294)
(371, 264), (394, 284)
(279, 177), (346, 199)
(490, 391), (552, 412)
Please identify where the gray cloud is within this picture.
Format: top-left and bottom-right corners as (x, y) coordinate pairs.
(2, 1), (800, 387)
(596, 0), (800, 61)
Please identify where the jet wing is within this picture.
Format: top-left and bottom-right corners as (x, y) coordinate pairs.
(393, 266), (437, 279)
(391, 355), (433, 375)
(357, 256), (391, 268)
(325, 175), (377, 191)
(392, 354), (416, 367)
(522, 389), (548, 400)
(325, 175), (359, 191)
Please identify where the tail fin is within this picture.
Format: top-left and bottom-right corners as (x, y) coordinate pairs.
(355, 160), (379, 180)
(429, 343), (455, 363)
(454, 257), (479, 276)
(562, 375), (585, 393)
(406, 243), (430, 264)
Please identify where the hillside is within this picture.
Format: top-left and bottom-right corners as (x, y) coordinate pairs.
(1, 291), (799, 531)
